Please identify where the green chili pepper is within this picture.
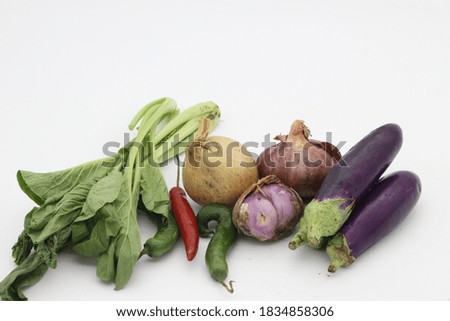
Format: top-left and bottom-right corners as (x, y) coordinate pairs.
(197, 204), (237, 293)
(142, 211), (179, 258)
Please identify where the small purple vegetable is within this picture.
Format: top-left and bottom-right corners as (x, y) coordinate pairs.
(232, 175), (304, 241)
(326, 171), (421, 272)
(289, 123), (402, 249)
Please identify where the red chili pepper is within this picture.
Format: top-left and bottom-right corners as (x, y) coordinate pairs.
(170, 187), (199, 261)
(170, 158), (199, 261)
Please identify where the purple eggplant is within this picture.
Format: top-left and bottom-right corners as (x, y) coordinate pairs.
(289, 123), (402, 249)
(326, 171), (421, 272)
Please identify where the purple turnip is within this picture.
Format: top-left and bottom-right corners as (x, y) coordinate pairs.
(257, 120), (341, 198)
(232, 175), (304, 241)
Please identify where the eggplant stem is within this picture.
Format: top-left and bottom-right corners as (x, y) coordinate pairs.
(221, 280), (235, 294)
(288, 239), (304, 250)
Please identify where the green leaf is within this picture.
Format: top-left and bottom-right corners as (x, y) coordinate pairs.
(140, 163), (170, 218)
(12, 260), (48, 301)
(73, 202), (122, 257)
(36, 226), (72, 269)
(73, 217), (109, 257)
(17, 158), (114, 206)
(114, 232), (140, 290)
(0, 253), (48, 301)
(26, 203), (58, 234)
(96, 238), (117, 282)
(0, 225), (72, 301)
(71, 221), (91, 245)
(103, 208), (122, 238)
(23, 206), (38, 228)
(78, 170), (123, 222)
(12, 230), (34, 265)
(30, 182), (93, 244)
(111, 174), (142, 290)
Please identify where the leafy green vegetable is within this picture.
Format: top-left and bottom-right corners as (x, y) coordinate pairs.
(78, 169), (123, 222)
(0, 226), (71, 301)
(73, 217), (110, 257)
(36, 226), (72, 268)
(96, 238), (117, 282)
(70, 221), (91, 244)
(0, 253), (48, 301)
(140, 162), (170, 217)
(1, 97), (221, 300)
(31, 182), (94, 243)
(12, 230), (34, 265)
(17, 159), (114, 206)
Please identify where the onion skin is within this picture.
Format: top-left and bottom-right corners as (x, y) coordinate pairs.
(183, 136), (258, 207)
(257, 120), (341, 198)
(232, 176), (304, 241)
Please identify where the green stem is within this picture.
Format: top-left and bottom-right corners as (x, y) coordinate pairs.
(105, 100), (221, 172)
(128, 97), (169, 131)
(154, 101), (220, 147)
(289, 198), (354, 250)
(152, 110), (220, 163)
(326, 233), (355, 273)
(128, 99), (177, 187)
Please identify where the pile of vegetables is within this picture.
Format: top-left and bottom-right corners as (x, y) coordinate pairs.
(0, 99), (422, 300)
(290, 123), (403, 249)
(283, 123), (421, 272)
(0, 98), (221, 300)
(187, 119), (420, 286)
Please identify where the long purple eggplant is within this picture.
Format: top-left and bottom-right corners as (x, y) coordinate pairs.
(326, 171), (421, 272)
(289, 123), (402, 250)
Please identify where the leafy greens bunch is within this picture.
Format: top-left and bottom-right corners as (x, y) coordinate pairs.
(0, 97), (221, 300)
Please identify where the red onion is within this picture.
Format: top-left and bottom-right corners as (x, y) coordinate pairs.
(232, 176), (304, 241)
(257, 120), (341, 198)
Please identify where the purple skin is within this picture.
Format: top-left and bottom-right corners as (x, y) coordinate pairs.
(326, 171), (422, 272)
(245, 185), (296, 239)
(317, 123), (403, 202)
(257, 120), (342, 198)
(290, 123), (403, 249)
(233, 176), (304, 241)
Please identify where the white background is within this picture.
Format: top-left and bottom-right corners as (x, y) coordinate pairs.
(0, 0), (449, 302)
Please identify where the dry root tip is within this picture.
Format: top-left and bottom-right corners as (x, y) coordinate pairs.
(328, 265), (337, 273)
(221, 281), (235, 294)
(306, 236), (323, 249)
(288, 238), (304, 250)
